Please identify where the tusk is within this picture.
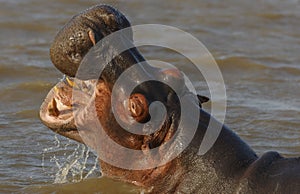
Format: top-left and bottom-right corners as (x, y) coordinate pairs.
(88, 30), (96, 46)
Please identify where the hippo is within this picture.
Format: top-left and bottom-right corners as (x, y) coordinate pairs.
(40, 4), (300, 193)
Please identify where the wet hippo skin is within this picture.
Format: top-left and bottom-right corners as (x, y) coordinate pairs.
(40, 4), (300, 193)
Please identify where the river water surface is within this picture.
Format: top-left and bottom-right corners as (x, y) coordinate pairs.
(1, 0), (300, 193)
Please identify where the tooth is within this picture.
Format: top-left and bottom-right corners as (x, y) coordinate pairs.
(54, 86), (59, 94)
(66, 77), (81, 90)
(48, 98), (59, 117)
(66, 77), (75, 87)
(88, 30), (96, 46)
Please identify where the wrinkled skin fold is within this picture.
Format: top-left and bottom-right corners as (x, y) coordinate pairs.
(40, 4), (300, 194)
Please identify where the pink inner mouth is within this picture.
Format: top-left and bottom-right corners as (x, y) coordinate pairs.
(39, 77), (98, 143)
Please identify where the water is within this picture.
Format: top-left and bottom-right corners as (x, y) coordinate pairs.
(1, 0), (299, 193)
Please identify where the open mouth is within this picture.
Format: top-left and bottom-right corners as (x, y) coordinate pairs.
(40, 74), (175, 149)
(39, 76), (96, 143)
(39, 75), (151, 144)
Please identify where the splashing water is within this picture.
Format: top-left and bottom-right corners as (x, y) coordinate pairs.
(42, 135), (101, 184)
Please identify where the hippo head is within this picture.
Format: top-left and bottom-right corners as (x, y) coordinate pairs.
(40, 4), (209, 185)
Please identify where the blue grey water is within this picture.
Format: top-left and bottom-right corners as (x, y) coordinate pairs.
(0, 0), (299, 193)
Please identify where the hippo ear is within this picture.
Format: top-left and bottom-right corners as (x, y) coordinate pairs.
(197, 95), (209, 104)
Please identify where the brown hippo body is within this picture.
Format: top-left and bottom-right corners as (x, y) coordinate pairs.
(40, 4), (300, 193)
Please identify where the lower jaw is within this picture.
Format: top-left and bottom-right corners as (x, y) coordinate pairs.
(52, 127), (84, 144)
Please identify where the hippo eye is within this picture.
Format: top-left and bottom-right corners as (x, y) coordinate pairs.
(129, 97), (143, 117)
(131, 101), (136, 111)
(129, 93), (149, 123)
